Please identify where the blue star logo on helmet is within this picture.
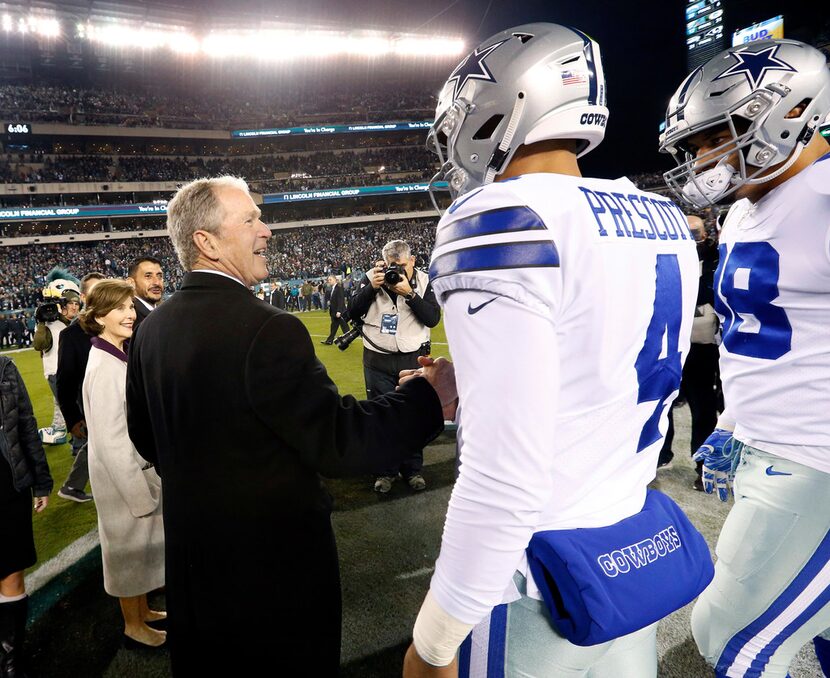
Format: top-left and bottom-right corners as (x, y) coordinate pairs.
(447, 38), (509, 101)
(713, 44), (797, 89)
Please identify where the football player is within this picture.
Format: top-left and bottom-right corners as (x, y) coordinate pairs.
(660, 38), (830, 678)
(403, 23), (710, 678)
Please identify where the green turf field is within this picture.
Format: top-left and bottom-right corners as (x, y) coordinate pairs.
(4, 309), (449, 569)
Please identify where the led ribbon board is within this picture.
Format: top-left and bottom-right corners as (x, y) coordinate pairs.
(0, 182), (449, 222)
(232, 121), (433, 138)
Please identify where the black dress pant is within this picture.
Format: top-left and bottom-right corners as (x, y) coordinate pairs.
(326, 316), (349, 342)
(364, 355), (424, 478)
(659, 343), (721, 463)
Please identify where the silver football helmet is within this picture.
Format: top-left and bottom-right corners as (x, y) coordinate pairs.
(660, 39), (830, 208)
(427, 23), (608, 208)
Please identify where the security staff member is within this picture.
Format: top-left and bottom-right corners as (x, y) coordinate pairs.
(350, 240), (441, 493)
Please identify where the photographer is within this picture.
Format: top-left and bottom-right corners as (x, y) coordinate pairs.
(349, 240), (441, 493)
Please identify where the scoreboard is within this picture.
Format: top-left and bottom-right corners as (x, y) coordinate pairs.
(686, 0), (725, 71)
(5, 121), (32, 148)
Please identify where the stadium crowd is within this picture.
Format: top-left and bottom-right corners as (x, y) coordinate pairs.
(629, 170), (669, 190)
(1, 147), (437, 185)
(0, 218), (437, 313)
(0, 82), (436, 128)
(45, 131), (427, 157)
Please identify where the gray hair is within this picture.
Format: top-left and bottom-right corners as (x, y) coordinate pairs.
(166, 176), (249, 271)
(381, 240), (411, 264)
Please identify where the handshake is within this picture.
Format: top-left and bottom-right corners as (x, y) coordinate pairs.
(399, 356), (459, 422)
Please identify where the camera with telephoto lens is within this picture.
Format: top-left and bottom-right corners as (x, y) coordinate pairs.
(383, 263), (406, 286)
(334, 320), (363, 351)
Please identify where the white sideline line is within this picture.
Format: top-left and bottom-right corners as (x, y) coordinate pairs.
(396, 566), (434, 580)
(25, 529), (100, 594)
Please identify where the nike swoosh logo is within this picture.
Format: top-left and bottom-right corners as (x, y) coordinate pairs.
(765, 465), (792, 477)
(467, 298), (498, 315)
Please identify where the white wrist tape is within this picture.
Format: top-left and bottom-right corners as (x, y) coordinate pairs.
(717, 411), (737, 432)
(412, 589), (476, 667)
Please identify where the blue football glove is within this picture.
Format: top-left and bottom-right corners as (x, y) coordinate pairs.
(693, 428), (739, 502)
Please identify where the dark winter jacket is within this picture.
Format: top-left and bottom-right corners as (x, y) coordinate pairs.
(0, 356), (53, 496)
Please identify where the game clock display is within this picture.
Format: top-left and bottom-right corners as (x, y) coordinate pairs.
(5, 121), (32, 145)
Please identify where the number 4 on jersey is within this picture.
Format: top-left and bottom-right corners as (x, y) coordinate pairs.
(635, 254), (683, 453)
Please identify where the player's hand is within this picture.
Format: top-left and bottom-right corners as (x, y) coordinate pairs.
(34, 496), (49, 513)
(693, 428), (739, 502)
(403, 643), (458, 678)
(370, 261), (386, 289)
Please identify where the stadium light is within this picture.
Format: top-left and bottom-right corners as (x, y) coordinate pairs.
(204, 30), (460, 59)
(84, 22), (195, 50)
(170, 33), (200, 54)
(202, 32), (246, 58)
(75, 19), (463, 60)
(348, 36), (392, 56)
(2, 14), (62, 37)
(393, 37), (465, 56)
(31, 17), (60, 38)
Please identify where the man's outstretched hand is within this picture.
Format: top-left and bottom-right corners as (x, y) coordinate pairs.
(402, 643), (458, 678)
(399, 356), (458, 422)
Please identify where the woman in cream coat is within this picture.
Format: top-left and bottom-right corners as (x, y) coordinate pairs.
(80, 279), (166, 649)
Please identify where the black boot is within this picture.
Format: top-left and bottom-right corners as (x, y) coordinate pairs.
(0, 597), (28, 678)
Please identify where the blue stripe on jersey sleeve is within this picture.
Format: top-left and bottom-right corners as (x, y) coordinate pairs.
(435, 206), (546, 249)
(430, 240), (559, 280)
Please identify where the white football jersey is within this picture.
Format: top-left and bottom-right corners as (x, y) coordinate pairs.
(427, 173), (698, 624)
(716, 153), (830, 471)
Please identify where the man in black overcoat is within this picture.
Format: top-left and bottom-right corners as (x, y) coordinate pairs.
(126, 177), (454, 676)
(268, 280), (286, 309)
(321, 274), (349, 345)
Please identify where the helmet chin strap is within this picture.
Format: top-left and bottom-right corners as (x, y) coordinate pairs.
(427, 164), (452, 216)
(484, 92), (526, 185)
(745, 115), (819, 185)
(744, 139), (805, 184)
